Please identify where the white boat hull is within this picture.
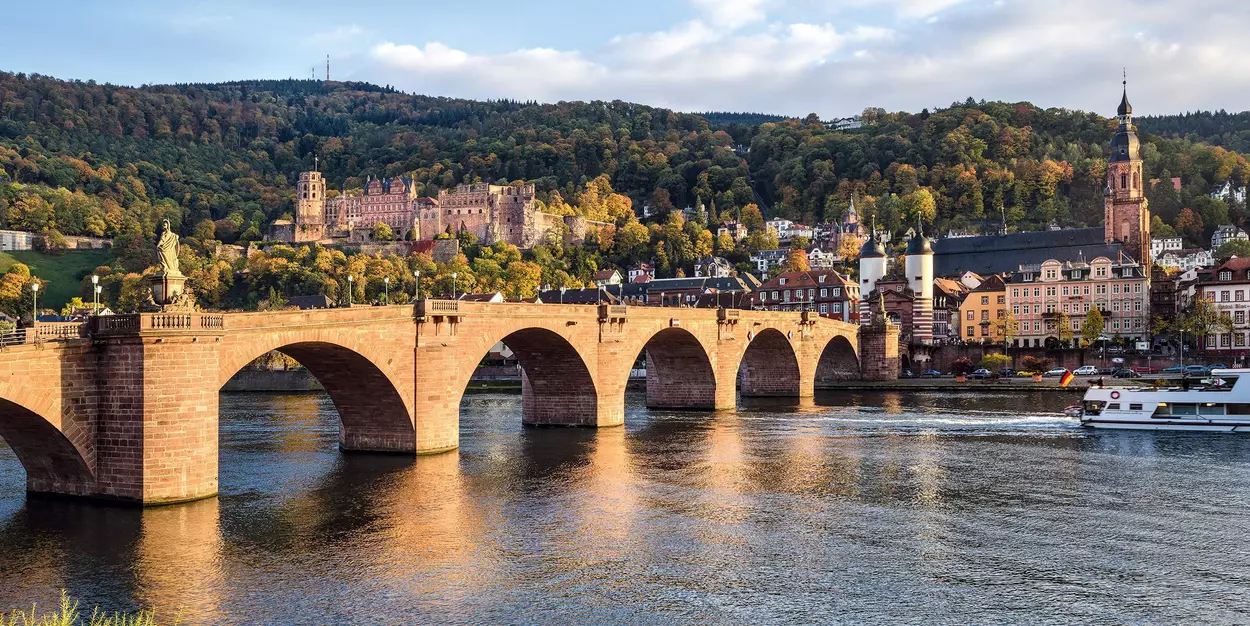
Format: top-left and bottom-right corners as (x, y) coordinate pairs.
(1082, 419), (1250, 432)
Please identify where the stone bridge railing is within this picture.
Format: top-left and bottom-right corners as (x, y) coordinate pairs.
(89, 313), (227, 337)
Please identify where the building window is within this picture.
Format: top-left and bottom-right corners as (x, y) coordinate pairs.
(1083, 286), (1090, 295)
(1013, 305), (1020, 316)
(1062, 286), (1070, 296)
(1113, 284), (1120, 295)
(981, 310), (989, 321)
(771, 291), (779, 300)
(997, 295), (1005, 304)
(1239, 290), (1246, 302)
(820, 303), (828, 314)
(1012, 289), (1019, 298)
(832, 288), (841, 297)
(808, 289), (815, 299)
(1238, 311), (1246, 325)
(981, 296), (989, 305)
(1046, 287), (1057, 297)
(820, 288), (828, 297)
(1222, 291), (1231, 302)
(1223, 334), (1233, 347)
(967, 326), (974, 337)
(1096, 266), (1107, 277)
(1221, 271), (1232, 281)
(1238, 333), (1247, 347)
(832, 303), (842, 313)
(967, 310), (975, 320)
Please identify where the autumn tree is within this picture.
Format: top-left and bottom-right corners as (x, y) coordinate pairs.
(1081, 307), (1105, 346)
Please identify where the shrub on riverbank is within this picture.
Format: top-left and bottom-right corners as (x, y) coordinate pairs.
(3, 592), (173, 626)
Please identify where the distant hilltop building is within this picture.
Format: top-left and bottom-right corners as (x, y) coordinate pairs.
(270, 169), (606, 249)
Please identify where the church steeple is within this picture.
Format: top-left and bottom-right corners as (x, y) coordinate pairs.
(1104, 72), (1150, 268)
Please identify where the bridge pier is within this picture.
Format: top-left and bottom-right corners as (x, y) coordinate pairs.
(94, 323), (225, 505)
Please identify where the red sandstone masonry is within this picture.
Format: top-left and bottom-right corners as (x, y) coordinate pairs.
(0, 303), (879, 504)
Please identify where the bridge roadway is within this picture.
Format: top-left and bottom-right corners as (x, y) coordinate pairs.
(0, 301), (889, 505)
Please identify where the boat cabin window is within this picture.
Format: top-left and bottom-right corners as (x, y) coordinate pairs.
(1199, 404), (1226, 416)
(1083, 401), (1103, 415)
(1106, 403), (1121, 410)
(1129, 403), (1143, 411)
(1229, 404), (1250, 415)
(1204, 376), (1237, 391)
(1168, 404), (1198, 416)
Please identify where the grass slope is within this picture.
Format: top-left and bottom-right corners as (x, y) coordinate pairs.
(0, 249), (115, 312)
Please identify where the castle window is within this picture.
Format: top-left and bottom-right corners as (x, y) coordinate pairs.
(1121, 173), (1128, 189)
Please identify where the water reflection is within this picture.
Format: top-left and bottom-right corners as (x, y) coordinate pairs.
(2, 390), (1250, 623)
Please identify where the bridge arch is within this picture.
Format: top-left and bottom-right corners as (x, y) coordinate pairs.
(631, 327), (718, 410)
(815, 335), (861, 384)
(458, 327), (599, 426)
(0, 398), (94, 496)
(737, 328), (802, 397)
(220, 341), (414, 452)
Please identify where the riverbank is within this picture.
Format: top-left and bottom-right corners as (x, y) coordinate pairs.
(816, 378), (1090, 393)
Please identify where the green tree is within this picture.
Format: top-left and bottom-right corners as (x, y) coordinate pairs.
(1081, 308), (1105, 346)
(1215, 238), (1250, 261)
(372, 222), (395, 241)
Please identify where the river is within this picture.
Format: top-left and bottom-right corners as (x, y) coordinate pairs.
(2, 390), (1250, 624)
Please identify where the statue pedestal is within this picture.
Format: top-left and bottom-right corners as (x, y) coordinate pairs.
(146, 272), (197, 312)
(150, 272), (186, 305)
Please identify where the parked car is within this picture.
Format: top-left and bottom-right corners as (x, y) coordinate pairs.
(1043, 367), (1070, 378)
(1209, 363), (1229, 370)
(1183, 365), (1211, 375)
(900, 369), (916, 379)
(1073, 365), (1099, 376)
(999, 368), (1017, 378)
(970, 368), (992, 380)
(922, 369), (943, 377)
(1113, 368), (1141, 378)
(1162, 365), (1185, 374)
(1132, 366), (1158, 374)
(1098, 367), (1115, 375)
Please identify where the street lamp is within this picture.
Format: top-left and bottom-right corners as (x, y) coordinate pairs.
(384, 276), (390, 305)
(94, 285), (102, 315)
(347, 275), (354, 307)
(560, 286), (566, 304)
(91, 274), (99, 315)
(30, 282), (39, 325)
(451, 272), (458, 300)
(414, 270), (421, 300)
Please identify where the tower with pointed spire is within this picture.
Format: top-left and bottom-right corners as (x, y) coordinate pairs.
(905, 215), (935, 345)
(1104, 73), (1151, 267)
(857, 216), (889, 326)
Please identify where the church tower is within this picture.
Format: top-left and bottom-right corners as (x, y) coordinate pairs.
(1104, 78), (1150, 267)
(295, 167), (327, 242)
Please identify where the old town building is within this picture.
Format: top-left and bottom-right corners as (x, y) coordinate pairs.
(1196, 257), (1250, 358)
(751, 269), (859, 322)
(1008, 256), (1149, 347)
(957, 274), (1008, 343)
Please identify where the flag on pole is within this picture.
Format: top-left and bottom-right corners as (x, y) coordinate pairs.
(1059, 370), (1075, 387)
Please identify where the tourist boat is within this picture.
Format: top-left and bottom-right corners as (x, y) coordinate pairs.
(1078, 369), (1250, 431)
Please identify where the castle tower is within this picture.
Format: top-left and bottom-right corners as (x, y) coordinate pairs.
(905, 218), (935, 345)
(1104, 77), (1150, 267)
(858, 217), (889, 326)
(295, 168), (327, 242)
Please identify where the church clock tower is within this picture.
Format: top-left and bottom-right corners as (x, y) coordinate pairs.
(1104, 78), (1151, 267)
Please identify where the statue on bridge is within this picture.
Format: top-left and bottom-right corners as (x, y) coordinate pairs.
(144, 219), (197, 312)
(156, 219), (181, 277)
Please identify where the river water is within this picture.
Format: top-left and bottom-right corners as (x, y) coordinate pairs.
(2, 390), (1250, 624)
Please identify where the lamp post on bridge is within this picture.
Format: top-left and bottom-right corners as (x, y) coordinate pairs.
(347, 275), (354, 307)
(451, 272), (458, 300)
(560, 287), (566, 304)
(91, 274), (99, 315)
(413, 270), (421, 300)
(30, 282), (39, 326)
(383, 276), (390, 305)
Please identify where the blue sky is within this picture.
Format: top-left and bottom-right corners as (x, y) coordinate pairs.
(5, 1), (1246, 117)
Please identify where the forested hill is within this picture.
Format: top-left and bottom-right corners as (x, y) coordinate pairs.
(1139, 111), (1250, 153)
(2, 70), (1249, 252)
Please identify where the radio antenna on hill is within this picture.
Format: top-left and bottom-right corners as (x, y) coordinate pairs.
(326, 55), (330, 81)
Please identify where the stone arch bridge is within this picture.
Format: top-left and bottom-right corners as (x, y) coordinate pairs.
(0, 302), (896, 505)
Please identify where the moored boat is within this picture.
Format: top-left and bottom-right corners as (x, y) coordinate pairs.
(1078, 369), (1250, 431)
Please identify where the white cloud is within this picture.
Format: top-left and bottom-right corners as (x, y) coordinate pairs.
(305, 25), (365, 46)
(360, 0), (1250, 118)
(690, 0), (773, 28)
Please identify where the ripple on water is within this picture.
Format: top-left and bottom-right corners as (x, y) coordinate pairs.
(0, 390), (1249, 624)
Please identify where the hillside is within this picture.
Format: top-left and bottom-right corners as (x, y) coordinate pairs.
(2, 72), (1249, 245)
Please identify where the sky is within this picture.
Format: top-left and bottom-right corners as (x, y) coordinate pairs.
(4, 0), (1247, 118)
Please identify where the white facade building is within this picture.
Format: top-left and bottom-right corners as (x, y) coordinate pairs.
(0, 230), (34, 251)
(1211, 180), (1248, 205)
(1212, 225), (1248, 250)
(1151, 237), (1183, 257)
(1156, 248), (1215, 272)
